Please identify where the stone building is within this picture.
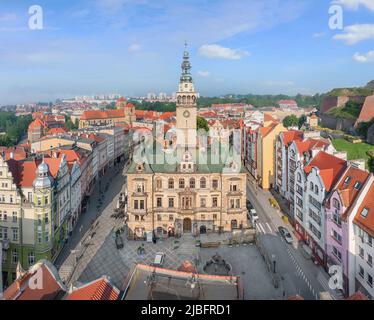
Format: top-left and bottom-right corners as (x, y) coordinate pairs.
(125, 46), (247, 240)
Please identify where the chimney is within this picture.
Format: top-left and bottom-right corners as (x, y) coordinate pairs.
(9, 152), (14, 160)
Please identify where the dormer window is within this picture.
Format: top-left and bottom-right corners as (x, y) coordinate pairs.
(354, 182), (362, 190)
(361, 208), (369, 218)
(344, 177), (352, 185)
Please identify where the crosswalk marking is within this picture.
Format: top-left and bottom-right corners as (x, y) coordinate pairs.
(256, 222), (275, 234)
(258, 223), (266, 234)
(266, 223), (272, 232)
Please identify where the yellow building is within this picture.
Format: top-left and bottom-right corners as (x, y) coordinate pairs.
(257, 122), (287, 190)
(125, 46), (248, 239)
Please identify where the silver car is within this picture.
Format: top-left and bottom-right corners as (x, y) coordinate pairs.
(278, 227), (293, 244)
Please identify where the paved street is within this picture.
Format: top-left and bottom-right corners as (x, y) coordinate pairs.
(56, 162), (127, 286)
(246, 174), (344, 300)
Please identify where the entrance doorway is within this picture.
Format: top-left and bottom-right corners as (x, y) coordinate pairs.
(183, 218), (192, 233)
(231, 220), (238, 230)
(200, 225), (207, 234)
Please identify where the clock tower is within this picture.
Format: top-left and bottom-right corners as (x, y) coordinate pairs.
(176, 43), (198, 148)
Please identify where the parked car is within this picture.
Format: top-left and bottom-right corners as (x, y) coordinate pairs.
(153, 252), (165, 267)
(246, 200), (254, 210)
(249, 209), (259, 226)
(278, 226), (293, 244)
(115, 234), (124, 249)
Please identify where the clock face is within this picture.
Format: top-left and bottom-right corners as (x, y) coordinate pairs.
(183, 110), (190, 118)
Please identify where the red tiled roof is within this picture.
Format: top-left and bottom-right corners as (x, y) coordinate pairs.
(357, 95), (374, 124)
(159, 112), (176, 120)
(264, 113), (276, 122)
(281, 130), (303, 146)
(0, 146), (28, 161)
(28, 118), (47, 131)
(295, 138), (330, 156)
(66, 277), (120, 300)
(47, 127), (67, 135)
(353, 179), (374, 237)
(80, 109), (126, 121)
(278, 100), (297, 105)
(304, 151), (347, 192)
(333, 167), (370, 220)
(3, 261), (65, 300)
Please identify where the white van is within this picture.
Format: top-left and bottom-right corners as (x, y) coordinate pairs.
(249, 209), (259, 226)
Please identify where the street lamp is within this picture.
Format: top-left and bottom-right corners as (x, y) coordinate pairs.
(272, 254), (276, 274)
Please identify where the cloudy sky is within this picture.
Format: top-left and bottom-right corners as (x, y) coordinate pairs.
(0, 0), (374, 104)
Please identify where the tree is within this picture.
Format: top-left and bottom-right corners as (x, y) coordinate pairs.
(298, 114), (307, 128)
(283, 115), (299, 128)
(368, 155), (374, 173)
(357, 118), (374, 138)
(197, 116), (209, 132)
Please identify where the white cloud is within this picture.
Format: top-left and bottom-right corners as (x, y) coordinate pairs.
(332, 0), (374, 12)
(197, 70), (210, 77)
(333, 24), (374, 44)
(198, 44), (249, 60)
(353, 51), (374, 62)
(128, 43), (141, 52)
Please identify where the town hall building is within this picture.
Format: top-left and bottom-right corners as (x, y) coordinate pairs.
(125, 46), (248, 240)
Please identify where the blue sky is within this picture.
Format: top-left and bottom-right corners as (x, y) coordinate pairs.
(0, 0), (374, 104)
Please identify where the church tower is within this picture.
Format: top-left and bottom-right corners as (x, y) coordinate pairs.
(176, 43), (198, 148)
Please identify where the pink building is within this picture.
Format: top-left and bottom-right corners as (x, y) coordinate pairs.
(325, 166), (370, 295)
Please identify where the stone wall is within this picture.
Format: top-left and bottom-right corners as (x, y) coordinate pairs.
(320, 113), (356, 132)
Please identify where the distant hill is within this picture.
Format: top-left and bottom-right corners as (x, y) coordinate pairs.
(327, 80), (374, 97)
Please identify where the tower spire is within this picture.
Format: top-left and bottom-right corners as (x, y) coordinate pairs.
(180, 42), (192, 83)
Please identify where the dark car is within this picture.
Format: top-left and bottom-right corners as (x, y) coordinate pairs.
(115, 234), (124, 249)
(246, 200), (254, 210)
(278, 226), (293, 244)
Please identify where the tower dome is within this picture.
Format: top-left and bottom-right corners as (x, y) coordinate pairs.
(34, 160), (52, 188)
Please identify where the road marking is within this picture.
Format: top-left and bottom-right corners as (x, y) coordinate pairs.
(258, 223), (266, 234)
(266, 223), (272, 232)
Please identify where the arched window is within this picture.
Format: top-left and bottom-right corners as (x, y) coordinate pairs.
(297, 173), (301, 183)
(310, 182), (314, 191)
(315, 185), (319, 195)
(190, 178), (195, 189)
(200, 177), (206, 189)
(168, 178), (174, 189)
(179, 178), (185, 189)
(333, 198), (340, 210)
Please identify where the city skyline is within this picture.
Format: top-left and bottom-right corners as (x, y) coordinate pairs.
(0, 0), (374, 105)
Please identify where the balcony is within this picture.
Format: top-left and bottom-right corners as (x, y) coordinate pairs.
(227, 208), (244, 214)
(130, 209), (148, 216)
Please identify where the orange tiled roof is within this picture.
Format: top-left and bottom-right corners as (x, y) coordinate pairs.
(66, 277), (120, 300)
(28, 118), (47, 131)
(295, 138), (330, 156)
(159, 112), (176, 120)
(264, 113), (276, 122)
(333, 167), (370, 220)
(80, 109), (126, 121)
(282, 130), (303, 146)
(47, 127), (67, 135)
(3, 261), (65, 300)
(0, 146), (28, 161)
(353, 179), (374, 236)
(304, 151), (347, 192)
